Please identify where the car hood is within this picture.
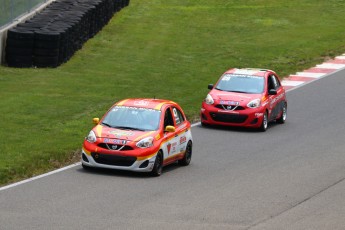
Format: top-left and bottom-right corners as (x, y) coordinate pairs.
(92, 125), (157, 142)
(210, 91), (261, 104)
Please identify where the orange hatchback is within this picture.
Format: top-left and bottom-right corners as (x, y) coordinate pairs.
(82, 98), (193, 176)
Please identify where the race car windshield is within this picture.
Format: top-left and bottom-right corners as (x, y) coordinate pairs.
(215, 74), (264, 94)
(102, 106), (161, 131)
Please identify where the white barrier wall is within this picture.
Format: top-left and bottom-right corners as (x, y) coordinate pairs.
(0, 0), (56, 65)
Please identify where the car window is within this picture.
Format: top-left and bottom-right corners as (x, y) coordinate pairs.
(273, 75), (281, 88)
(268, 75), (281, 90)
(164, 108), (174, 127)
(172, 107), (185, 125)
(102, 106), (161, 131)
(216, 74), (264, 94)
(268, 75), (275, 90)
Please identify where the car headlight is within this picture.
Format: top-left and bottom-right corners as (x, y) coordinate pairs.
(247, 98), (261, 108)
(136, 137), (154, 148)
(86, 130), (97, 143)
(205, 94), (214, 105)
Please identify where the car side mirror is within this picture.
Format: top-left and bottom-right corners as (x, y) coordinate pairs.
(164, 125), (175, 132)
(93, 118), (100, 124)
(208, 84), (214, 90)
(268, 89), (277, 95)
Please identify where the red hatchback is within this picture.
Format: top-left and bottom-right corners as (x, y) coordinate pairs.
(200, 68), (287, 131)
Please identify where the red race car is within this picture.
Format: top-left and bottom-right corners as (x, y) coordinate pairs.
(82, 98), (193, 176)
(201, 68), (287, 131)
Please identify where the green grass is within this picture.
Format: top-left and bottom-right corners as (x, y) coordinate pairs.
(1, 0), (345, 186)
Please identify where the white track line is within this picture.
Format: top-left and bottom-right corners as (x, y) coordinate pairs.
(0, 163), (81, 192)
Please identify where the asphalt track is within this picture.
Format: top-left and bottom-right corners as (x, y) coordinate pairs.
(1, 68), (345, 230)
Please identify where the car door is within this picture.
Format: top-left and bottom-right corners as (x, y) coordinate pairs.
(162, 106), (180, 164)
(267, 74), (285, 120)
(171, 106), (188, 155)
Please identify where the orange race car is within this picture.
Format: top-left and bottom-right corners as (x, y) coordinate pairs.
(82, 98), (193, 176)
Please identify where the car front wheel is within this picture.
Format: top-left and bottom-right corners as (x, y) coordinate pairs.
(150, 151), (163, 177)
(259, 111), (268, 132)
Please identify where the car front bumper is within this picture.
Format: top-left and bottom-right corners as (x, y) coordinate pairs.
(81, 148), (157, 172)
(200, 103), (266, 128)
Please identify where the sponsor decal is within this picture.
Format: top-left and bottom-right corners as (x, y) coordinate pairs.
(171, 142), (177, 153)
(270, 93), (284, 106)
(223, 73), (262, 80)
(104, 138), (127, 144)
(167, 143), (172, 155)
(220, 100), (239, 106)
(167, 142), (178, 155)
(114, 106), (159, 112)
(134, 100), (149, 106)
(109, 130), (134, 138)
(255, 113), (263, 117)
(180, 136), (187, 144)
(217, 110), (239, 114)
(222, 76), (231, 81)
(155, 134), (161, 140)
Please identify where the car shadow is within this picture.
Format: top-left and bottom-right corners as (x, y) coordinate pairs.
(76, 161), (182, 178)
(200, 121), (280, 133)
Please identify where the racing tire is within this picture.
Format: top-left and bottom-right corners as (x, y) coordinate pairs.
(259, 111), (268, 132)
(150, 151), (163, 177)
(276, 103), (287, 124)
(178, 141), (192, 166)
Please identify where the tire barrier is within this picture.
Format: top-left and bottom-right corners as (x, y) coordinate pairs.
(5, 0), (130, 68)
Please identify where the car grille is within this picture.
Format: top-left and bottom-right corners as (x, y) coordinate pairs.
(91, 153), (136, 166)
(97, 143), (133, 151)
(210, 112), (247, 123)
(215, 104), (245, 111)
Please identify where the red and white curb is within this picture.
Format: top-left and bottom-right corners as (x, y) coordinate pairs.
(282, 54), (345, 91)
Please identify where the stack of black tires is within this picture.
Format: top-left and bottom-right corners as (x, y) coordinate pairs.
(5, 0), (130, 68)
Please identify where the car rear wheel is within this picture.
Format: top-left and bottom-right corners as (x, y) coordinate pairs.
(178, 141), (192, 166)
(277, 103), (287, 124)
(150, 151), (163, 177)
(259, 111), (268, 132)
